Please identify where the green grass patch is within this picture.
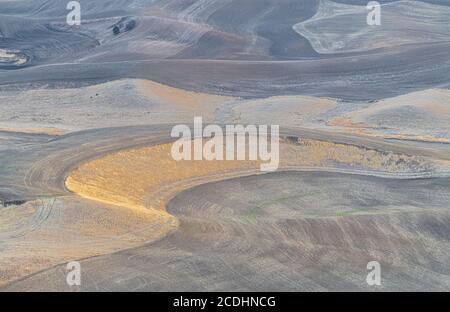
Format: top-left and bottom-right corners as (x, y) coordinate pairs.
(245, 191), (321, 221)
(433, 179), (450, 187)
(335, 208), (371, 217)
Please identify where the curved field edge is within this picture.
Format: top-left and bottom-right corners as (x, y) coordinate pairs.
(64, 137), (450, 231)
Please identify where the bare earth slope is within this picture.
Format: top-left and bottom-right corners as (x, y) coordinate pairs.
(1, 0), (450, 291)
(1, 1), (450, 100)
(5, 171), (450, 291)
